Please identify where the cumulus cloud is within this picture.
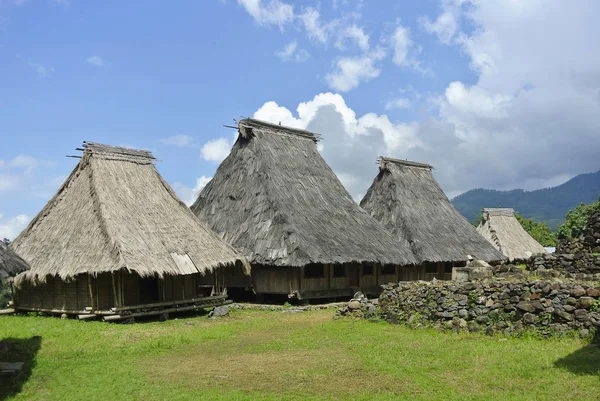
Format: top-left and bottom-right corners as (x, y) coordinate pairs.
(29, 63), (54, 78)
(160, 135), (195, 147)
(325, 48), (385, 92)
(201, 137), (234, 163)
(385, 97), (411, 110)
(173, 176), (212, 206)
(276, 41), (310, 62)
(86, 56), (104, 67)
(0, 214), (29, 241)
(335, 24), (370, 52)
(237, 0), (294, 27)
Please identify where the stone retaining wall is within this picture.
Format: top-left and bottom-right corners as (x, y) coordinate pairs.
(338, 279), (600, 338)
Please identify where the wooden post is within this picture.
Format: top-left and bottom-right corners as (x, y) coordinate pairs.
(111, 273), (119, 307)
(299, 266), (304, 292)
(328, 264), (332, 289)
(161, 278), (166, 301)
(87, 274), (95, 311)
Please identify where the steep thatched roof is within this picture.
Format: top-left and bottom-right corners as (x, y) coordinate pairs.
(360, 157), (506, 263)
(12, 142), (248, 285)
(191, 118), (417, 267)
(0, 242), (29, 280)
(476, 208), (547, 262)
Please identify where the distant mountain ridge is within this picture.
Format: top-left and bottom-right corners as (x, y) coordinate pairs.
(451, 170), (600, 230)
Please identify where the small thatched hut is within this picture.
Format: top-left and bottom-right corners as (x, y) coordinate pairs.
(360, 157), (505, 280)
(476, 208), (547, 262)
(191, 119), (417, 300)
(0, 242), (29, 280)
(11, 142), (248, 320)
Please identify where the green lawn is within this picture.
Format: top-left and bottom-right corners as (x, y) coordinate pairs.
(0, 309), (598, 401)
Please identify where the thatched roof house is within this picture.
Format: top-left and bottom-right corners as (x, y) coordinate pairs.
(192, 119), (417, 299)
(11, 142), (247, 319)
(360, 158), (505, 272)
(0, 242), (29, 280)
(476, 208), (547, 262)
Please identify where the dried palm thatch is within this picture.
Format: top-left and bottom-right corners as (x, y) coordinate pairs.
(0, 242), (29, 279)
(476, 208), (547, 262)
(360, 157), (506, 263)
(12, 142), (248, 285)
(191, 118), (417, 267)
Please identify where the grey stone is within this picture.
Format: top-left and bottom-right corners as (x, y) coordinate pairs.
(209, 305), (230, 318)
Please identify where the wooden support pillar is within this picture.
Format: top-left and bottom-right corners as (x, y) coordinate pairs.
(87, 274), (95, 311)
(111, 272), (119, 308)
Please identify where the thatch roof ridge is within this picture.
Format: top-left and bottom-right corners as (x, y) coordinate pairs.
(12, 142), (247, 285)
(360, 156), (506, 263)
(476, 208), (547, 262)
(192, 124), (417, 267)
(483, 208), (515, 217)
(379, 157), (432, 170)
(238, 118), (321, 142)
(0, 242), (29, 279)
(83, 142), (155, 160)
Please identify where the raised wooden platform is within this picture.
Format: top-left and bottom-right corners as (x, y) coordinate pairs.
(13, 295), (230, 322)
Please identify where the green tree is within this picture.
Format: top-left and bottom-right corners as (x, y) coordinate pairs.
(557, 196), (600, 240)
(515, 214), (557, 247)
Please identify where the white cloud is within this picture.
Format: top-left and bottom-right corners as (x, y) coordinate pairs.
(385, 97), (411, 110)
(237, 0), (294, 27)
(29, 63), (54, 78)
(0, 155), (56, 193)
(391, 25), (411, 66)
(0, 174), (19, 191)
(299, 7), (331, 43)
(201, 137), (234, 163)
(173, 176), (212, 206)
(326, 48), (385, 92)
(86, 56), (104, 67)
(419, 0), (461, 45)
(275, 41), (310, 62)
(0, 214), (29, 241)
(160, 135), (195, 147)
(335, 24), (369, 52)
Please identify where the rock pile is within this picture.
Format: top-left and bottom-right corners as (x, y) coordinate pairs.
(557, 209), (600, 255)
(335, 292), (378, 319)
(342, 279), (600, 338)
(528, 253), (600, 276)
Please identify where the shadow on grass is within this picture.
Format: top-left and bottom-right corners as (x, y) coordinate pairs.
(0, 336), (42, 401)
(554, 330), (600, 376)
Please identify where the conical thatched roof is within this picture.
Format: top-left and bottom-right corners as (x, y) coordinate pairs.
(12, 142), (248, 285)
(191, 119), (417, 267)
(360, 157), (505, 263)
(0, 242), (29, 279)
(476, 208), (547, 262)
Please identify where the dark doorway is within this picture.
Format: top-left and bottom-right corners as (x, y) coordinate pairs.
(139, 276), (159, 304)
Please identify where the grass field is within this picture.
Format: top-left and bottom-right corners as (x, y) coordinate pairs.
(0, 309), (598, 401)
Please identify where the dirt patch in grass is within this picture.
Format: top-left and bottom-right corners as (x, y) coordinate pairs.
(145, 347), (417, 398)
(143, 311), (418, 398)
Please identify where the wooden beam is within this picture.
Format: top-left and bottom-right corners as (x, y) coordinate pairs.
(88, 274), (95, 311)
(111, 273), (118, 307)
(104, 299), (232, 322)
(110, 295), (227, 312)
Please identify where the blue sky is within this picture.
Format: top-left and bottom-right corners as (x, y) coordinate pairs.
(1, 0), (599, 239)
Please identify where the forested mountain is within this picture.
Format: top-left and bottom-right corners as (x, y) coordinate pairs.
(452, 170), (600, 230)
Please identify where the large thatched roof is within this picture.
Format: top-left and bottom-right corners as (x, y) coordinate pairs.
(360, 157), (506, 263)
(191, 119), (417, 267)
(476, 208), (547, 262)
(0, 242), (29, 280)
(12, 142), (248, 284)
